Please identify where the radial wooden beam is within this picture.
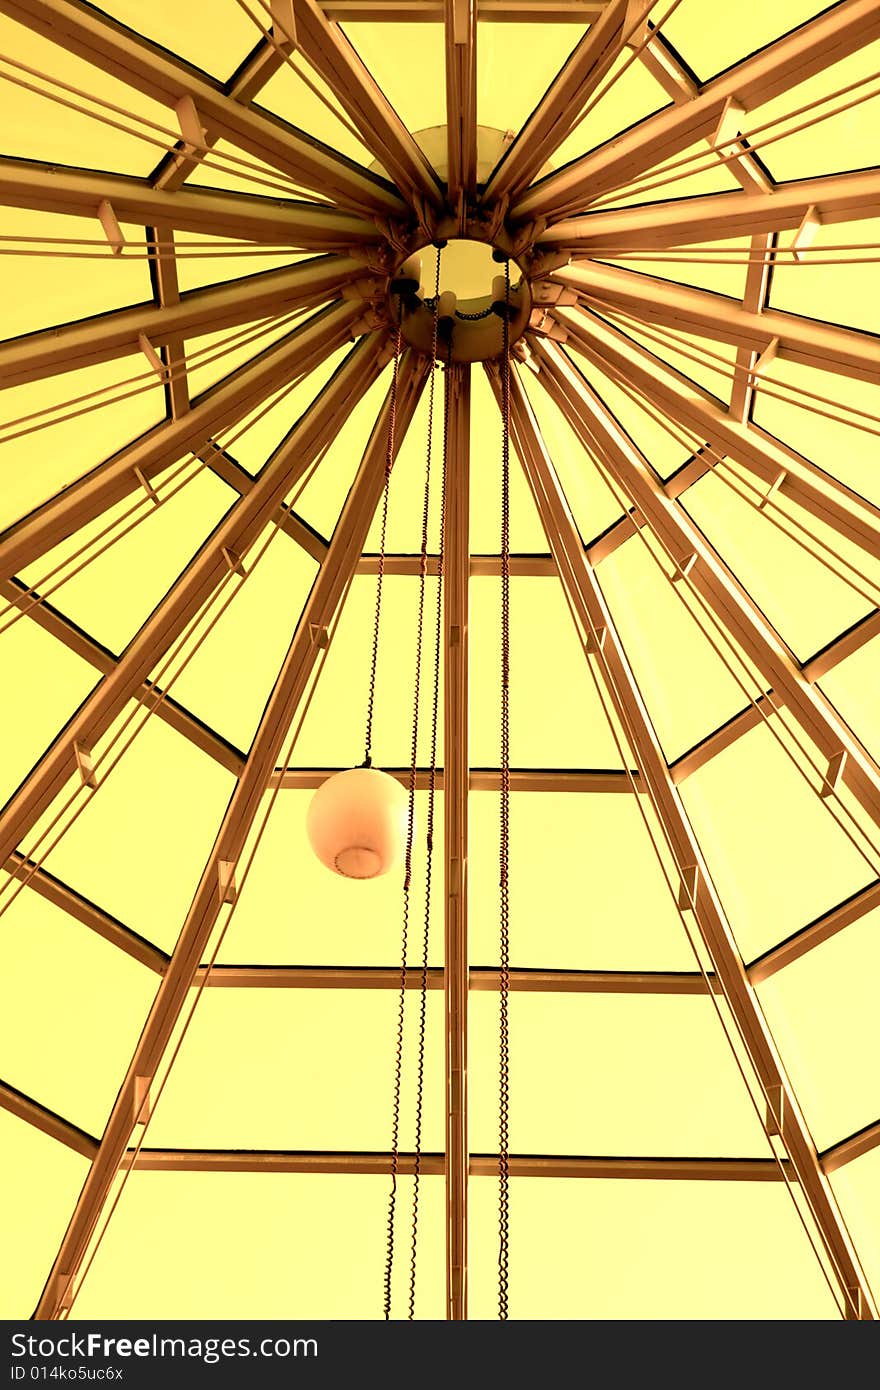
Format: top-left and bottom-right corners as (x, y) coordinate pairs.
(514, 0), (880, 221)
(558, 307), (880, 561)
(445, 0), (477, 213)
(482, 0), (649, 205)
(536, 168), (880, 251)
(0, 329), (386, 875)
(442, 362), (470, 1321)
(550, 261), (880, 384)
(497, 362), (876, 1320)
(33, 350), (429, 1321)
(0, 256), (368, 388)
(0, 300), (360, 582)
(0, 158), (383, 247)
(0, 0), (405, 215)
(822, 1120), (880, 1177)
(291, 0), (443, 209)
(533, 341), (880, 836)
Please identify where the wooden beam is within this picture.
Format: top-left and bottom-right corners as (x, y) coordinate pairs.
(483, 0), (647, 205)
(0, 1079), (98, 1161)
(319, 0), (612, 17)
(0, 0), (406, 215)
(292, 0), (443, 208)
(515, 0), (880, 220)
(445, 0), (477, 212)
(146, 222), (190, 420)
(822, 1120), (880, 1177)
(0, 301), (360, 582)
(551, 261), (880, 385)
(749, 879), (880, 985)
(559, 306), (880, 563)
(0, 328), (385, 874)
(729, 234), (775, 423)
(497, 360), (876, 1319)
(443, 362), (470, 1320)
(0, 256), (366, 388)
(0, 158), (383, 247)
(536, 168), (880, 251)
(33, 351), (429, 1320)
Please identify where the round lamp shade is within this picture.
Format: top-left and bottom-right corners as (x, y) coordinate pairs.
(306, 767), (410, 879)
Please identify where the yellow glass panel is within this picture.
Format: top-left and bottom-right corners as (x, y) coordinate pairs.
(745, 40), (880, 183)
(171, 525), (318, 749)
(599, 238), (752, 300)
(0, 13), (172, 176)
(830, 1147), (880, 1299)
(217, 787), (443, 967)
(661, 0), (829, 84)
(0, 1111), (88, 1319)
(293, 354), (394, 539)
(0, 208), (152, 339)
(469, 990), (766, 1154)
(469, 368), (549, 553)
(758, 904), (880, 1151)
(258, 59), (374, 167)
(335, 21), (445, 138)
(37, 712), (235, 952)
(185, 314), (310, 400)
(0, 890), (157, 1134)
(682, 469), (875, 662)
(468, 1177), (838, 1318)
(18, 467), (233, 655)
(752, 361), (880, 509)
(293, 575), (445, 767)
(522, 368), (625, 545)
(597, 533), (748, 760)
(601, 313), (738, 403)
(572, 353), (691, 480)
(0, 360), (165, 532)
(478, 23), (588, 137)
(552, 47), (667, 172)
(768, 218), (880, 335)
(0, 620), (97, 810)
(73, 1171), (445, 1319)
(470, 575), (626, 768)
(680, 719), (872, 961)
(468, 789), (695, 970)
(819, 634), (880, 765)
(147, 988), (444, 1151)
(98, 0), (260, 81)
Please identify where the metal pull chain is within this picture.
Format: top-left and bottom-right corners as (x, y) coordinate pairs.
(499, 257), (512, 1322)
(364, 315), (403, 769)
(384, 246), (443, 1321)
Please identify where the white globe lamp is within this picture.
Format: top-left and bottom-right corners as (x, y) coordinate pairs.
(306, 767), (410, 879)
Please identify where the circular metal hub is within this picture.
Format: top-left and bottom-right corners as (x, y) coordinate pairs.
(388, 238), (531, 363)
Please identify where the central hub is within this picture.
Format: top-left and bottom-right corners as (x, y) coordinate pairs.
(389, 238), (531, 364)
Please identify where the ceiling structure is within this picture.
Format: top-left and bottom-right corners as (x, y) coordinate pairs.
(1, 0), (879, 1322)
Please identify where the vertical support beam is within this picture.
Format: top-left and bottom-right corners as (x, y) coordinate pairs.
(443, 363), (470, 1320)
(34, 352), (429, 1320)
(494, 362), (876, 1322)
(445, 0), (477, 217)
(729, 232), (775, 423)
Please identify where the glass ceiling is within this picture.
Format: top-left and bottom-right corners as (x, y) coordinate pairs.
(1, 0), (879, 1322)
